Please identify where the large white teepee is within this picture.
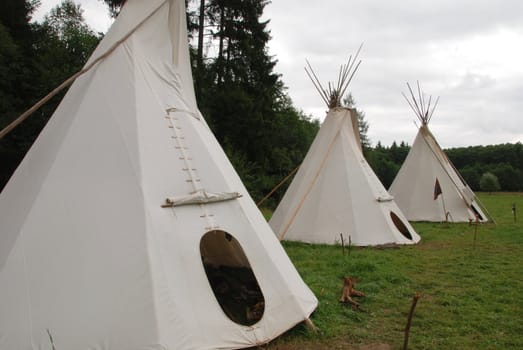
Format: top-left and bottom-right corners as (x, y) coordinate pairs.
(269, 59), (420, 246)
(389, 83), (488, 223)
(0, 1), (317, 349)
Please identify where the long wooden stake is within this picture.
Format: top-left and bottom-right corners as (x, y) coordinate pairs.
(403, 292), (420, 350)
(0, 1), (166, 140)
(473, 216), (479, 249)
(440, 192), (449, 223)
(304, 318), (319, 333)
(340, 233), (345, 256)
(256, 165), (299, 207)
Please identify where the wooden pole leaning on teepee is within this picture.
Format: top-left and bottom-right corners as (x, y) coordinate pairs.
(0, 1), (166, 140)
(256, 165), (300, 208)
(436, 184), (449, 223)
(441, 194), (450, 223)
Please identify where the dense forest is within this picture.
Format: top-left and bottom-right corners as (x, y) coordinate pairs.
(1, 0), (522, 210)
(0, 0), (101, 188)
(365, 141), (523, 193)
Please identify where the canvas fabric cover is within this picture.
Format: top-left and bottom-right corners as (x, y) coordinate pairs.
(389, 125), (487, 222)
(0, 0), (317, 349)
(269, 107), (420, 246)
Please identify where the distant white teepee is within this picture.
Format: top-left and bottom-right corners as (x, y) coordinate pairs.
(389, 82), (489, 223)
(0, 1), (317, 349)
(270, 53), (420, 246)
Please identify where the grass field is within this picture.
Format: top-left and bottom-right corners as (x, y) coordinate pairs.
(262, 193), (523, 350)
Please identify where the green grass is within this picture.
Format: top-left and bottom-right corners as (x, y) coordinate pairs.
(267, 192), (523, 349)
(259, 207), (274, 221)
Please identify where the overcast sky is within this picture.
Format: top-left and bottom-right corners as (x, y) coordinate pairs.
(35, 0), (523, 148)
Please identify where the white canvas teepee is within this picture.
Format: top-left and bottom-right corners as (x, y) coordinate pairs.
(0, 1), (317, 349)
(389, 83), (488, 223)
(269, 58), (420, 246)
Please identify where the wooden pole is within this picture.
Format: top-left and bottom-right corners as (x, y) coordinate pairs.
(473, 216), (479, 249)
(512, 203), (517, 223)
(304, 318), (319, 333)
(256, 165), (299, 208)
(403, 293), (420, 350)
(442, 197), (448, 223)
(46, 329), (56, 350)
(0, 1), (166, 140)
(440, 192), (449, 223)
(340, 233), (345, 256)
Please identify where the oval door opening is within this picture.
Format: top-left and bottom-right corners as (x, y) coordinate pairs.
(390, 211), (413, 240)
(200, 230), (265, 326)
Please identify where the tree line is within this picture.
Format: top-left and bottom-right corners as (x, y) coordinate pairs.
(366, 141), (523, 193)
(0, 0), (101, 187)
(1, 0), (521, 210)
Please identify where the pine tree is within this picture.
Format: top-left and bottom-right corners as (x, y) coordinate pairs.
(342, 93), (370, 150)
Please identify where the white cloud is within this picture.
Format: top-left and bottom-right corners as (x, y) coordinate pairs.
(35, 0), (523, 147)
(265, 0), (523, 147)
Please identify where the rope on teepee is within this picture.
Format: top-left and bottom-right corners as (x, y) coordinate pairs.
(0, 0), (167, 140)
